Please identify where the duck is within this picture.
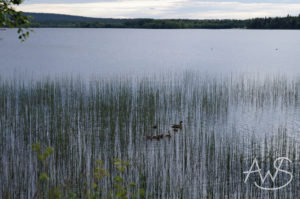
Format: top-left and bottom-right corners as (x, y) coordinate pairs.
(151, 135), (160, 140)
(165, 131), (171, 138)
(171, 121), (183, 129)
(152, 125), (158, 129)
(173, 128), (179, 133)
(146, 136), (153, 141)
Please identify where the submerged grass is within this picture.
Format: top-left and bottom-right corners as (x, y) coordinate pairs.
(0, 72), (300, 198)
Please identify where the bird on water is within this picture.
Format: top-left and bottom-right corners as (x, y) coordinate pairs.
(171, 121), (183, 129)
(165, 131), (171, 138)
(152, 125), (158, 129)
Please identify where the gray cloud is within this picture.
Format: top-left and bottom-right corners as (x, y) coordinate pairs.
(23, 0), (300, 3)
(23, 0), (118, 3)
(19, 0), (300, 19)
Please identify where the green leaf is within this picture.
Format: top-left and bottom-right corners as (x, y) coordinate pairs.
(32, 142), (41, 152)
(44, 146), (54, 157)
(39, 173), (49, 181)
(114, 176), (123, 183)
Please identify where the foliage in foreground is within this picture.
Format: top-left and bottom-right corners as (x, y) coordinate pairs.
(31, 142), (146, 199)
(0, 0), (31, 41)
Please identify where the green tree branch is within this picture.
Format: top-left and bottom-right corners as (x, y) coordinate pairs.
(0, 0), (32, 41)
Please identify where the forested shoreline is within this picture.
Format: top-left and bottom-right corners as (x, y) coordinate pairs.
(23, 13), (300, 29)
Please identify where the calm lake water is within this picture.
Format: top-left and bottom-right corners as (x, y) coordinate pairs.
(1, 29), (300, 198)
(1, 28), (300, 77)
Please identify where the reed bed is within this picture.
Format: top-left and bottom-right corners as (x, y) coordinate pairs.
(0, 72), (300, 198)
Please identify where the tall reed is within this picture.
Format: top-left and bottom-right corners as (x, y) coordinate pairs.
(0, 72), (299, 198)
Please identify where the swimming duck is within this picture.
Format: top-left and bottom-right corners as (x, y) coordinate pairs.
(171, 121), (183, 129)
(152, 125), (158, 129)
(165, 131), (171, 138)
(152, 135), (160, 140)
(146, 136), (153, 141)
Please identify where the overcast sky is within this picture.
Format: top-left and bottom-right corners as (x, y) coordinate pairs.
(18, 0), (300, 19)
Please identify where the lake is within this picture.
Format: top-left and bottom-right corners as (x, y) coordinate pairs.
(1, 29), (300, 77)
(1, 29), (300, 198)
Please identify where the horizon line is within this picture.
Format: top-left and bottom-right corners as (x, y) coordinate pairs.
(25, 11), (300, 21)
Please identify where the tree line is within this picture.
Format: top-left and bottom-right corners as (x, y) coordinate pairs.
(26, 13), (300, 29)
(2, 0), (300, 42)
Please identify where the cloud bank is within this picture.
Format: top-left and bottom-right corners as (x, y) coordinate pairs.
(18, 0), (300, 19)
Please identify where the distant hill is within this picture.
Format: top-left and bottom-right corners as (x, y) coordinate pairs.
(25, 12), (127, 24)
(24, 12), (300, 29)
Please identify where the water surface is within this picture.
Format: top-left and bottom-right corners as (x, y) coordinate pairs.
(1, 29), (300, 198)
(1, 29), (300, 77)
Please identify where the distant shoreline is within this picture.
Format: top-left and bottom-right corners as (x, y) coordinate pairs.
(16, 12), (300, 29)
(1, 12), (300, 29)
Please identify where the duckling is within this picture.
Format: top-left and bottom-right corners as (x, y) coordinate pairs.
(152, 135), (160, 140)
(152, 125), (158, 129)
(165, 131), (171, 138)
(146, 136), (153, 141)
(172, 121), (183, 129)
